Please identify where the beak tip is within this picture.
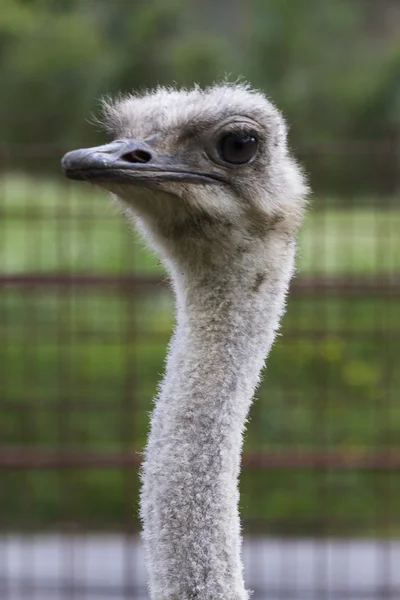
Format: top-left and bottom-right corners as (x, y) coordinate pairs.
(61, 149), (84, 171)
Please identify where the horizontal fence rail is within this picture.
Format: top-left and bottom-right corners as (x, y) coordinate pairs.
(1, 274), (399, 295)
(1, 449), (400, 470)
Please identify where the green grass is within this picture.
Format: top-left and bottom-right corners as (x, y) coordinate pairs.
(1, 173), (399, 535)
(1, 172), (399, 275)
(300, 207), (400, 275)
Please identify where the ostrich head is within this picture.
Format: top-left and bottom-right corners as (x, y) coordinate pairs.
(62, 84), (308, 276)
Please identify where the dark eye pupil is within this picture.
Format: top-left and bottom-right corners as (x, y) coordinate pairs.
(218, 133), (257, 164)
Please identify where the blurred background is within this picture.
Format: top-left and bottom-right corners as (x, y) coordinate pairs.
(0, 0), (399, 598)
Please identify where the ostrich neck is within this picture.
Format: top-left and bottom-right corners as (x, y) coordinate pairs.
(141, 236), (296, 600)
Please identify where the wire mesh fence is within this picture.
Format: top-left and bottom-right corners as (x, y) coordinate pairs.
(0, 143), (399, 598)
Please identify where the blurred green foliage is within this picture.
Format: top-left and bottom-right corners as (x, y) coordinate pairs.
(1, 0), (400, 193)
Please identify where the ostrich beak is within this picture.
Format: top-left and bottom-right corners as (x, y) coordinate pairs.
(61, 140), (225, 185)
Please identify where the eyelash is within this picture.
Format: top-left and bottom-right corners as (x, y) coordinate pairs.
(223, 125), (257, 138)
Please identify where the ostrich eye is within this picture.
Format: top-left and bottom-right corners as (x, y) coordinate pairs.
(217, 133), (258, 165)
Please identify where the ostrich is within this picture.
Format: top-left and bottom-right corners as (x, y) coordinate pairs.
(61, 83), (308, 600)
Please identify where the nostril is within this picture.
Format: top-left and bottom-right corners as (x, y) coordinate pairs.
(121, 149), (152, 164)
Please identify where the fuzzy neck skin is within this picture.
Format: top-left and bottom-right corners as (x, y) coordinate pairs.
(140, 230), (296, 600)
